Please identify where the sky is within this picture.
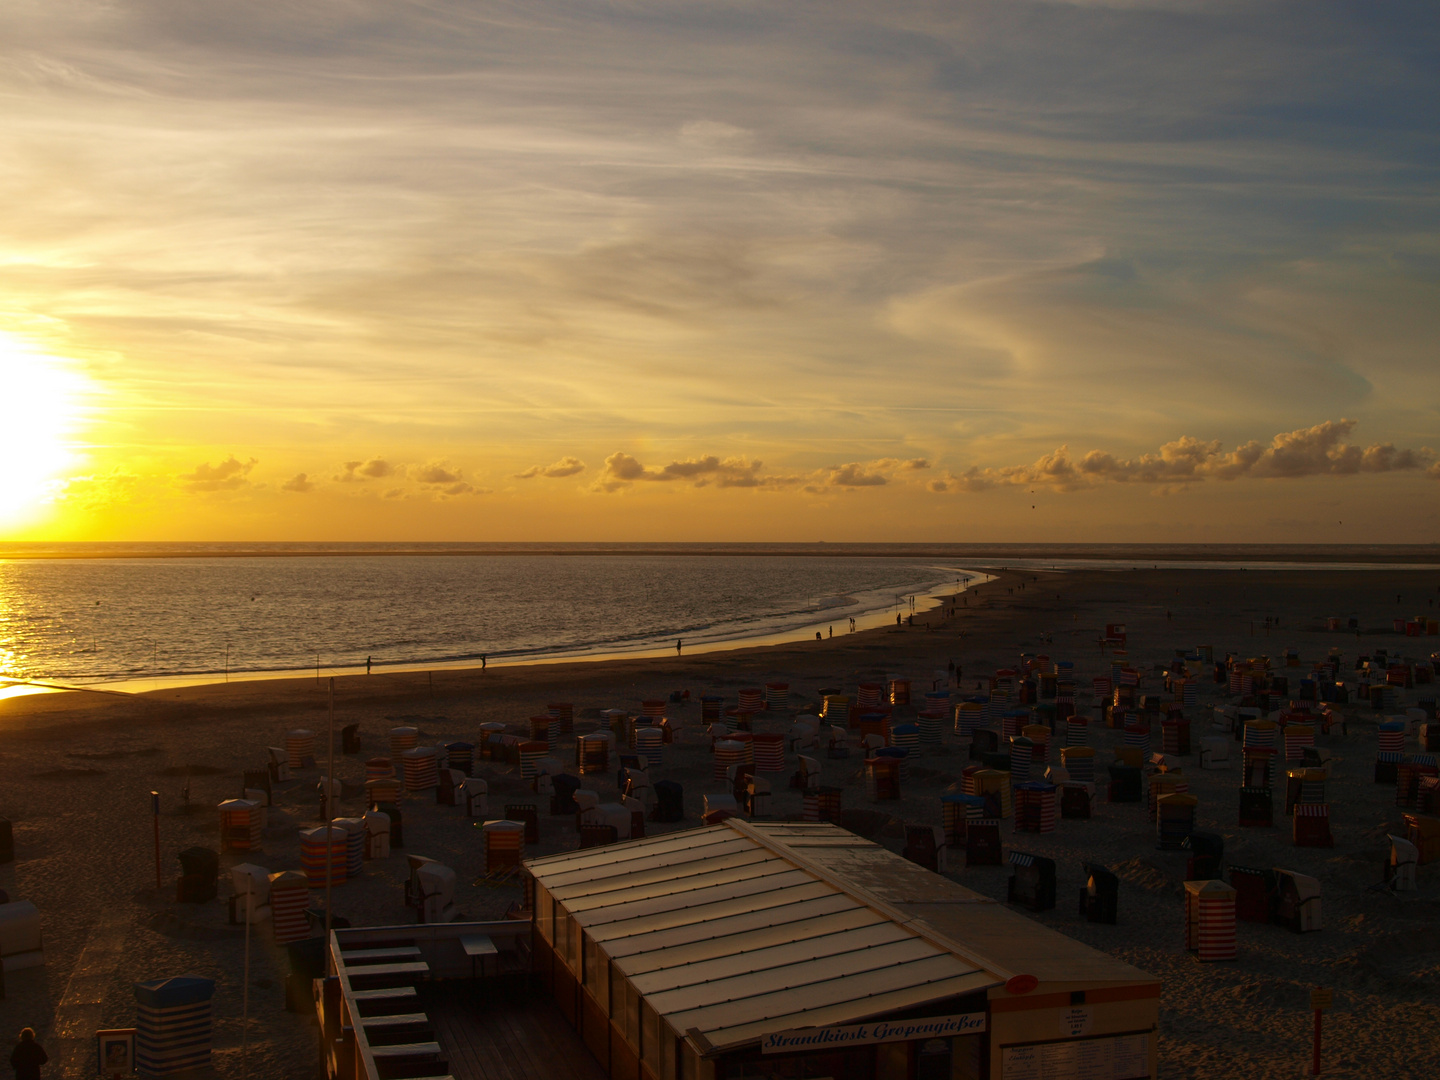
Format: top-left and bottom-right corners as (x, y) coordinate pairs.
(2, 0), (1438, 542)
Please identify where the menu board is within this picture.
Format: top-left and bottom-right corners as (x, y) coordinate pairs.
(1002, 1033), (1150, 1080)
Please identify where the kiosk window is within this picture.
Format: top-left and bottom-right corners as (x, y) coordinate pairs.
(641, 1004), (663, 1074)
(566, 914), (582, 972)
(553, 908), (568, 961)
(952, 1034), (982, 1080)
(876, 1041), (908, 1080)
(615, 978), (641, 1050)
(722, 1048), (872, 1078)
(583, 938), (608, 1010)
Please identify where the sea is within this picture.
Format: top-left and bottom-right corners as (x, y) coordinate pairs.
(0, 543), (984, 689)
(1, 542), (1433, 692)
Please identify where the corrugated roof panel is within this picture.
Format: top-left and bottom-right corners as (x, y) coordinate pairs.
(791, 847), (985, 904)
(564, 860), (801, 918)
(748, 822), (855, 835)
(704, 970), (1000, 1050)
(536, 835), (754, 890)
(759, 835), (877, 847)
(574, 868), (814, 928)
(628, 920), (910, 997)
(591, 883), (843, 949)
(546, 845), (771, 901)
(671, 953), (980, 1036)
(527, 826), (734, 878)
(901, 903), (1159, 985)
(747, 824), (874, 847)
(612, 904), (880, 973)
(650, 938), (958, 1016)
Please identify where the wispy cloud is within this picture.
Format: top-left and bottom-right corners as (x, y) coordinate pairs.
(5, 1), (1439, 538)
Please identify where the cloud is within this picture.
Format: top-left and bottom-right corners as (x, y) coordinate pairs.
(336, 458), (397, 482)
(829, 462), (888, 488)
(411, 462), (489, 497)
(593, 451), (933, 493)
(281, 473), (314, 493)
(593, 452), (799, 493)
(182, 456), (257, 492)
(10, 1), (1440, 547)
(55, 470), (140, 509)
(933, 420), (1432, 493)
(414, 463), (463, 485)
(515, 456), (586, 479)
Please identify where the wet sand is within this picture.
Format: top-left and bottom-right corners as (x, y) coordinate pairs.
(1, 566), (1437, 1078)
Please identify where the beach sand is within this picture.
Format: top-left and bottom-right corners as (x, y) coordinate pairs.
(1, 566), (1438, 1078)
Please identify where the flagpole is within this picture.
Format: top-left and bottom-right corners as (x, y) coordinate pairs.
(242, 875), (252, 1080)
(325, 677), (335, 945)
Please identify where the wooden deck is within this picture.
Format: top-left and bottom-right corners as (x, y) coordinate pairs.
(420, 982), (607, 1080)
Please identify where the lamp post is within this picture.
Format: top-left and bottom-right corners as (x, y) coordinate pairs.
(150, 790), (161, 891)
(325, 677), (335, 943)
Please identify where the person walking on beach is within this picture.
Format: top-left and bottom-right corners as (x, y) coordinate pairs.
(11, 1028), (46, 1080)
(481, 654), (486, 669)
(676, 639), (682, 654)
(366, 655), (372, 675)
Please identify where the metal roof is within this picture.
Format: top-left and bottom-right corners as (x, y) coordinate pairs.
(526, 820), (998, 1052)
(527, 819), (1157, 1051)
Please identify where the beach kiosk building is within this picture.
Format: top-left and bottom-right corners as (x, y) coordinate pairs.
(525, 819), (1160, 1080)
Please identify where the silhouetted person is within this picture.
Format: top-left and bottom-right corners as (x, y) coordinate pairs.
(676, 639), (682, 654)
(828, 626), (833, 638)
(481, 654), (486, 669)
(11, 1028), (46, 1080)
(366, 655), (372, 674)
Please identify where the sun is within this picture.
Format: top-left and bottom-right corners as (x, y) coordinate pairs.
(0, 334), (92, 530)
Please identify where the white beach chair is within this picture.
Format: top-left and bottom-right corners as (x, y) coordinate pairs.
(746, 777), (772, 819)
(1389, 835), (1418, 891)
(459, 776), (488, 817)
(1200, 737), (1230, 770)
(788, 720), (820, 752)
(363, 810), (391, 859)
(793, 755), (821, 791)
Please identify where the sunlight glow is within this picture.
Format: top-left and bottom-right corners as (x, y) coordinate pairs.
(0, 335), (91, 528)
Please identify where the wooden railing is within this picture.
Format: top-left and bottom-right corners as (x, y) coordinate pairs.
(316, 920), (532, 1080)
